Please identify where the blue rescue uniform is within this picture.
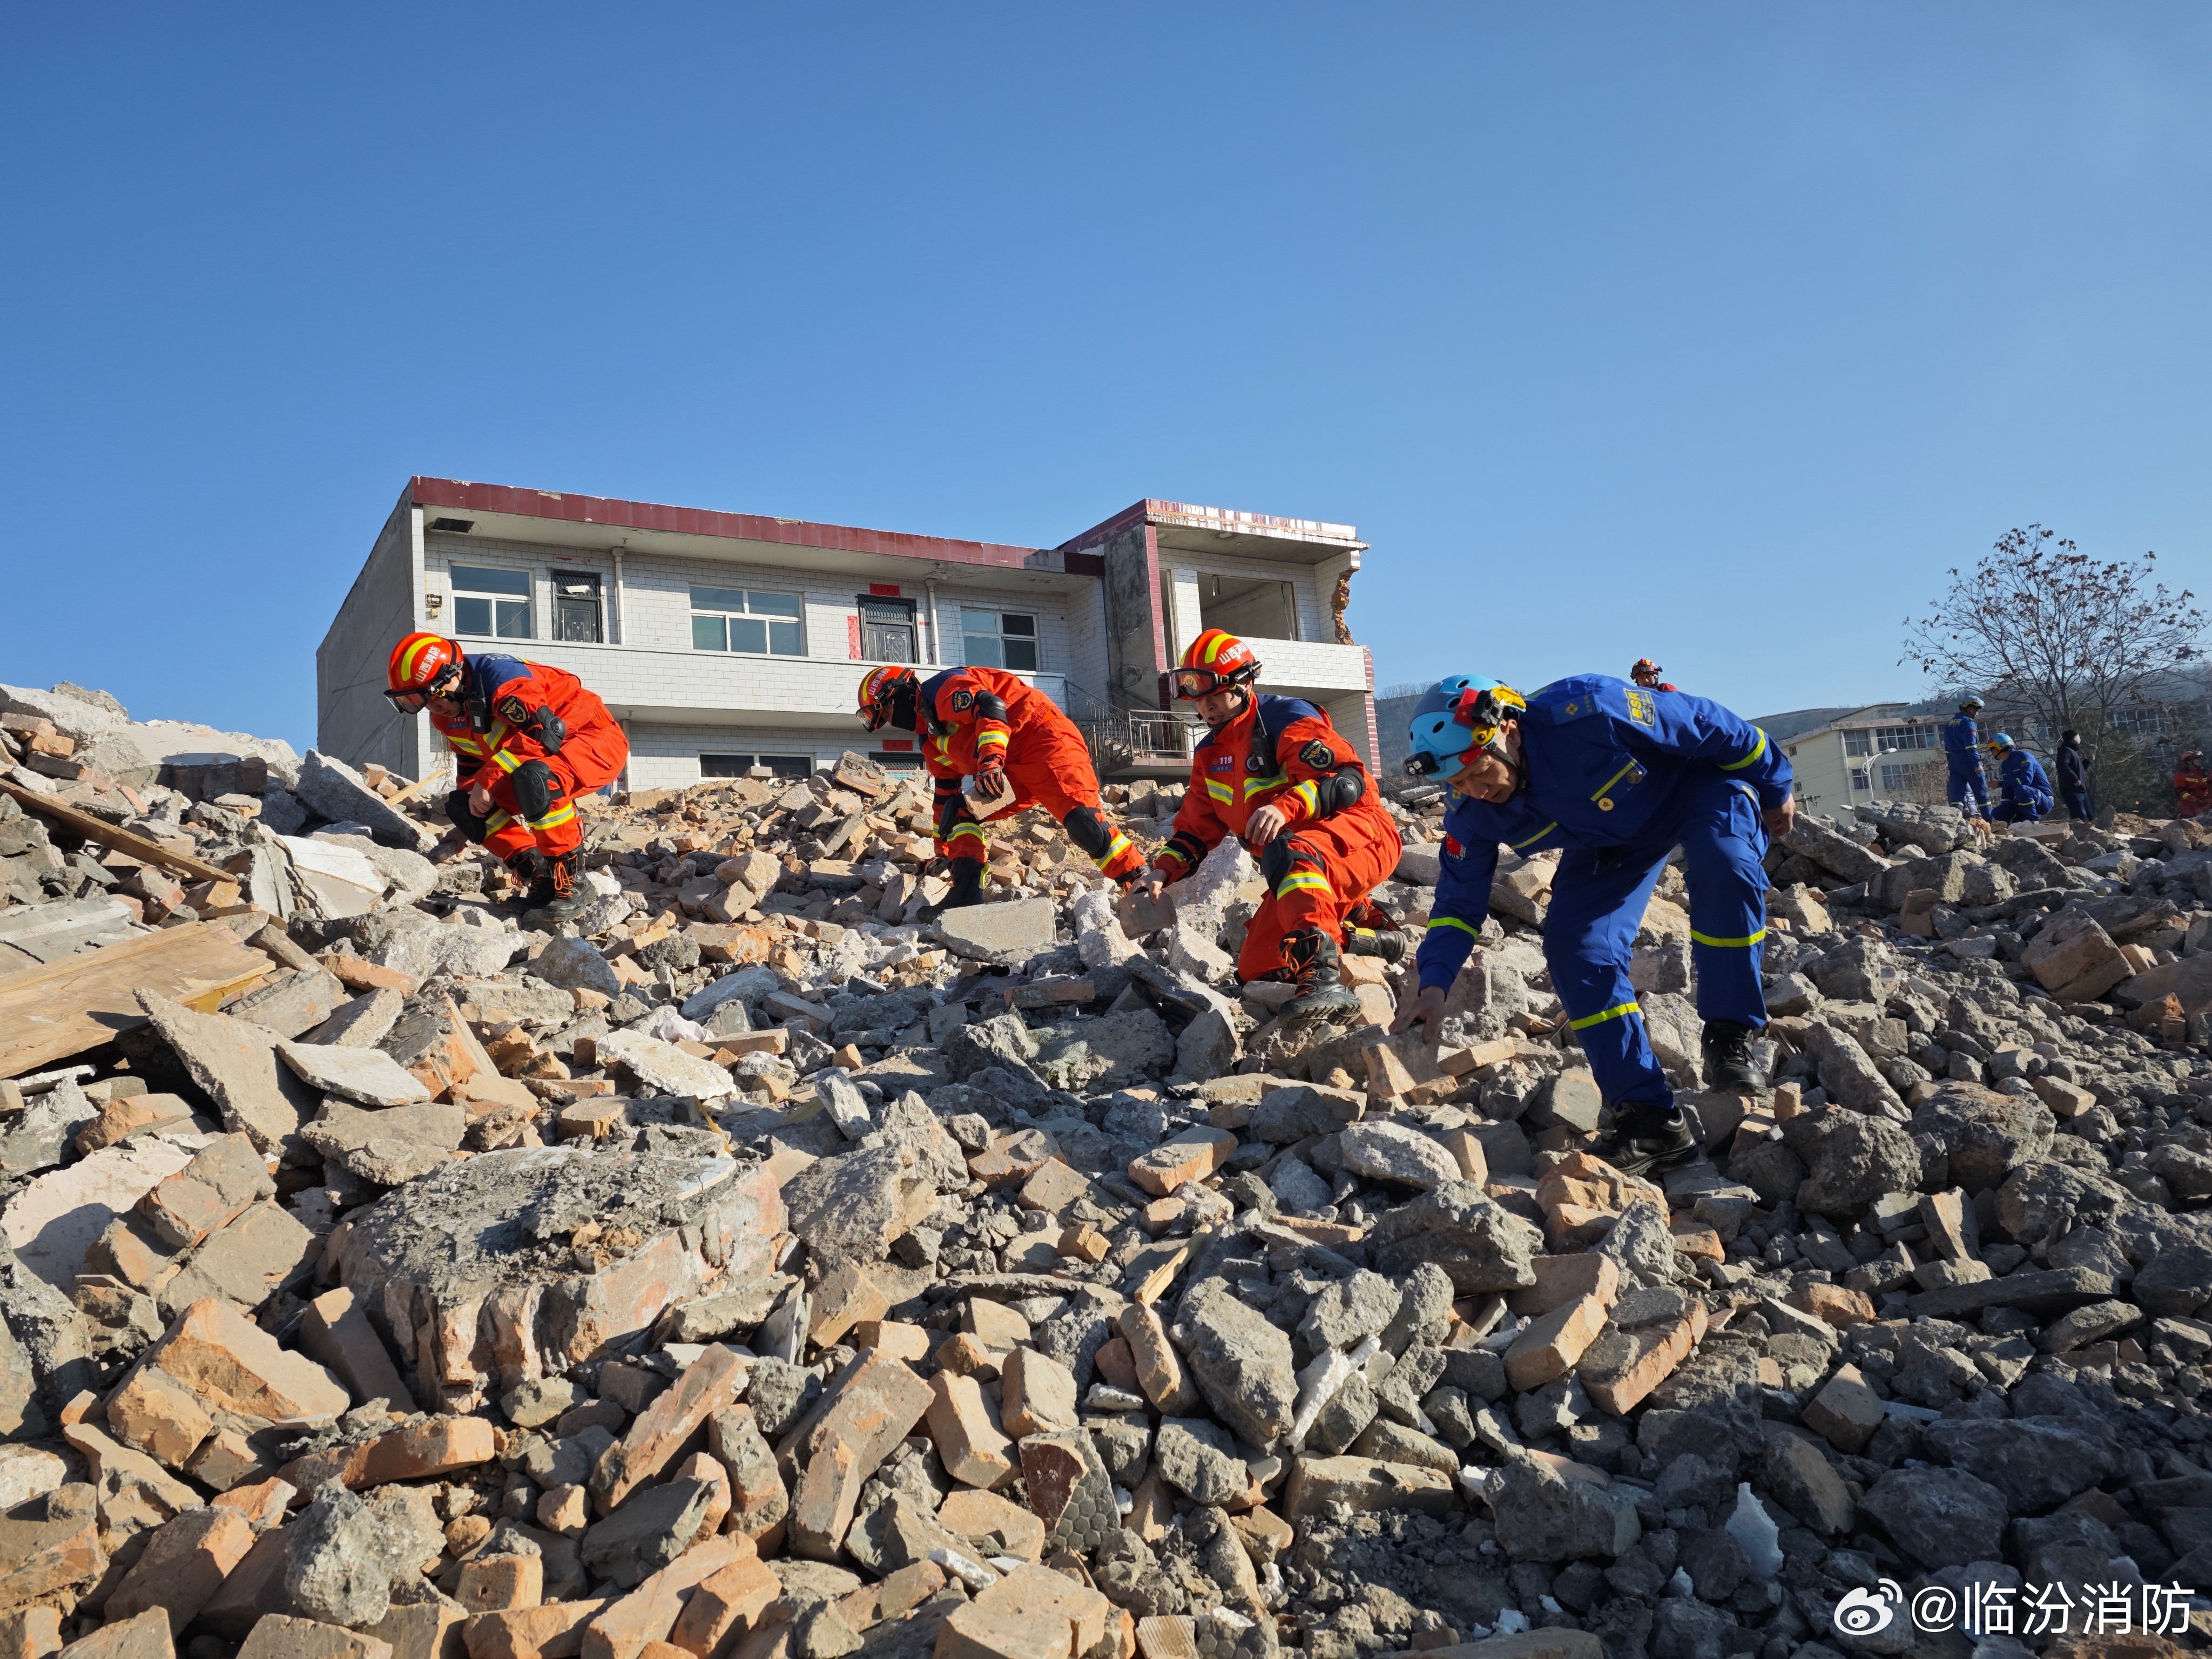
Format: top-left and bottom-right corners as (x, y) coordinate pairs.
(1995, 750), (2053, 824)
(1942, 713), (1990, 813)
(1419, 676), (1791, 1113)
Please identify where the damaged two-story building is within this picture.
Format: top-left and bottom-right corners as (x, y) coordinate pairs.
(318, 478), (1378, 791)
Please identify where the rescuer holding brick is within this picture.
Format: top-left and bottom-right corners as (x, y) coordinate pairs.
(1393, 671), (1792, 1175)
(858, 663), (1144, 917)
(386, 632), (629, 922)
(1135, 629), (1404, 1023)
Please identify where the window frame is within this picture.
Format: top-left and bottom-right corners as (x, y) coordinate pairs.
(961, 607), (1041, 673)
(449, 563), (535, 642)
(699, 752), (813, 780)
(857, 596), (919, 664)
(689, 584), (807, 657)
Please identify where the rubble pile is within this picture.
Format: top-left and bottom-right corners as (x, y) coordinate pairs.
(3, 678), (2212, 1659)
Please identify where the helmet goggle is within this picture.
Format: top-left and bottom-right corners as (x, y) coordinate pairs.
(1172, 665), (1253, 700)
(859, 668), (916, 732)
(383, 663), (461, 714)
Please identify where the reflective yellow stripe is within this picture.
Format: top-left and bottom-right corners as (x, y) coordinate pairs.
(530, 804), (577, 831)
(1277, 872), (1332, 898)
(1243, 774), (1286, 798)
(1203, 632), (1231, 664)
(1427, 916), (1480, 937)
(1568, 1001), (1641, 1031)
(1091, 832), (1134, 869)
(490, 751), (522, 774)
(1590, 760), (1638, 800)
(1206, 780), (1234, 802)
(1719, 729), (1768, 771)
(976, 730), (1008, 749)
(446, 736), (485, 754)
(1157, 847), (1193, 869)
(947, 821), (988, 841)
(483, 719), (511, 750)
(1689, 927), (1767, 947)
(1291, 780), (1320, 815)
(1510, 821), (1559, 850)
(482, 810), (512, 832)
(397, 637), (442, 683)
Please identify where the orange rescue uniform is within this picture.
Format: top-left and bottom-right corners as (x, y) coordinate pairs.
(429, 652), (628, 862)
(921, 666), (1142, 880)
(1155, 693), (1401, 983)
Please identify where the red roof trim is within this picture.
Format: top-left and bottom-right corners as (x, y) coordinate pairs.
(410, 477), (1099, 577)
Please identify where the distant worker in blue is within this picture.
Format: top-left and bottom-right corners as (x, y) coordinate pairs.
(1942, 693), (1991, 818)
(1392, 672), (1793, 1177)
(2055, 730), (2094, 822)
(1988, 733), (2053, 825)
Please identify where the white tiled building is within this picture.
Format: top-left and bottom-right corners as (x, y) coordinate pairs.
(318, 478), (1379, 792)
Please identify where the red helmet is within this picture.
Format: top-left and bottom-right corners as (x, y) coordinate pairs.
(858, 665), (919, 732)
(1631, 658), (1662, 679)
(386, 633), (463, 712)
(1172, 630), (1262, 700)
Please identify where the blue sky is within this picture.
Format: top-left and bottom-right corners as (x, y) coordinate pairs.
(5, 4), (2210, 755)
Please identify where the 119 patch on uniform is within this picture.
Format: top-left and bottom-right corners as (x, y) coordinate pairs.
(1299, 739), (1337, 770)
(497, 695), (530, 725)
(1624, 688), (1657, 726)
(950, 690), (973, 711)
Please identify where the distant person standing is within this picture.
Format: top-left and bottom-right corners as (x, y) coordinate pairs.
(2055, 730), (2094, 822)
(1942, 693), (1991, 819)
(2176, 749), (2212, 819)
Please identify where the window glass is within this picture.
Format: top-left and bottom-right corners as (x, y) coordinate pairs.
(962, 609), (1038, 672)
(689, 586), (804, 655)
(451, 566), (532, 639)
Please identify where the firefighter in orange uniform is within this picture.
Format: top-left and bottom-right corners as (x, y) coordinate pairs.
(1136, 629), (1404, 1021)
(386, 632), (629, 921)
(858, 663), (1144, 915)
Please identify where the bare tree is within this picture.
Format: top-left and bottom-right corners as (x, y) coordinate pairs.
(1903, 525), (2204, 738)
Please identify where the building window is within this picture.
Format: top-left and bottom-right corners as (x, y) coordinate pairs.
(1871, 724), (1934, 752)
(2112, 705), (2171, 736)
(552, 572), (602, 643)
(963, 609), (1038, 672)
(700, 753), (812, 779)
(691, 586), (804, 655)
(451, 566), (532, 640)
(1850, 767), (1870, 790)
(1879, 761), (1932, 793)
(859, 597), (918, 662)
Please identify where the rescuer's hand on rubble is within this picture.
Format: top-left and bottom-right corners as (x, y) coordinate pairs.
(1762, 798), (1796, 838)
(469, 781), (493, 817)
(1392, 982), (1446, 1038)
(1244, 803), (1290, 847)
(1137, 864), (1170, 899)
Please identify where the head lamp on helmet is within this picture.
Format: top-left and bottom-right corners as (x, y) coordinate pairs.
(1173, 629), (1262, 701)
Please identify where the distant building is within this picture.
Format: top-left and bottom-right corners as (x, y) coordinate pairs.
(319, 478), (1378, 791)
(1776, 704), (1947, 815)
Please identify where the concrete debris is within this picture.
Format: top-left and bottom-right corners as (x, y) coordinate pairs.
(10, 689), (2212, 1653)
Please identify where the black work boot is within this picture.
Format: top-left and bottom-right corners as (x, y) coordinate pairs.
(1343, 927), (1408, 965)
(1279, 929), (1362, 1026)
(505, 849), (555, 908)
(1603, 1103), (1698, 1178)
(534, 852), (595, 925)
(922, 858), (986, 921)
(1702, 1019), (1766, 1094)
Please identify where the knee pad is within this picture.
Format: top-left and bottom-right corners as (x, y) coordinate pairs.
(511, 760), (558, 821)
(1259, 837), (1324, 893)
(445, 790), (489, 844)
(1061, 804), (1111, 859)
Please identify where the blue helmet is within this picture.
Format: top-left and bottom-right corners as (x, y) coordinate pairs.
(1990, 732), (2015, 751)
(1404, 675), (1526, 777)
